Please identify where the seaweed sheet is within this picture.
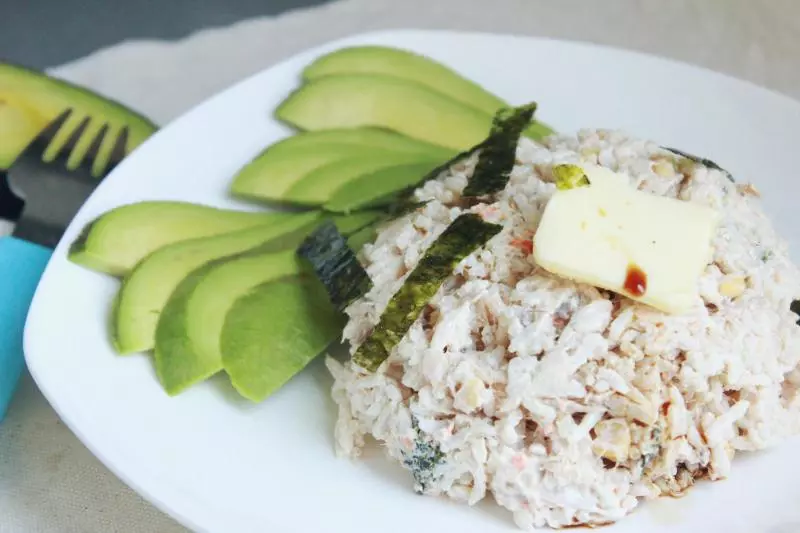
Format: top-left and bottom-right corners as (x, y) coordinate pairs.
(379, 102), (539, 217)
(352, 213), (502, 372)
(462, 102), (537, 198)
(663, 146), (735, 182)
(383, 141), (488, 217)
(297, 220), (372, 312)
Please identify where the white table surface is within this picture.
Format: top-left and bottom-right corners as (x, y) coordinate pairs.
(1, 1), (798, 531)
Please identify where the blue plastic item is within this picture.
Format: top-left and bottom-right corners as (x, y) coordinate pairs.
(0, 236), (51, 421)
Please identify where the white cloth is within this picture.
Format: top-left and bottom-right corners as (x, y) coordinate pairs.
(1, 1), (798, 531)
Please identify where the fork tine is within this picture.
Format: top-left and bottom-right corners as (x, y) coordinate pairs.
(102, 126), (129, 176)
(52, 116), (91, 168)
(19, 108), (73, 161)
(78, 124), (109, 175)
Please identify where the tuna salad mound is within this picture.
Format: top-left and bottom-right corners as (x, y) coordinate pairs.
(325, 128), (800, 529)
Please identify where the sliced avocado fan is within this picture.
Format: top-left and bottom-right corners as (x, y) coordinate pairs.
(0, 62), (157, 175)
(153, 211), (377, 395)
(112, 212), (323, 355)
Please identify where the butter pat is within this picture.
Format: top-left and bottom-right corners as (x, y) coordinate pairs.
(533, 165), (719, 313)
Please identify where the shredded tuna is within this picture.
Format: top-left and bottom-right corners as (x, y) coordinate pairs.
(327, 129), (800, 529)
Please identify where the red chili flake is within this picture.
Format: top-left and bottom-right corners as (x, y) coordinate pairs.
(624, 264), (647, 297)
(510, 238), (534, 256)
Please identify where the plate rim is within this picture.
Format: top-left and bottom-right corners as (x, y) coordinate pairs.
(23, 27), (800, 533)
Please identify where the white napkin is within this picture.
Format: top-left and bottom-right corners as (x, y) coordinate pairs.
(1, 1), (797, 531)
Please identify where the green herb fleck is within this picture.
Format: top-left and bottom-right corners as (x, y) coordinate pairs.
(297, 221), (372, 311)
(640, 424), (663, 470)
(353, 213), (502, 372)
(402, 417), (446, 494)
(462, 102), (538, 198)
(552, 164), (590, 190)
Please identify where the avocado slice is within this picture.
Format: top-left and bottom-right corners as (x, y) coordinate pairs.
(282, 153), (440, 206)
(275, 74), (494, 151)
(345, 222), (381, 251)
(155, 250), (301, 395)
(112, 211), (322, 354)
(0, 100), (43, 166)
(299, 47), (555, 141)
(230, 128), (454, 203)
(0, 62), (157, 174)
(152, 211), (377, 395)
(69, 202), (295, 276)
(324, 161), (438, 213)
(231, 144), (388, 203)
(221, 277), (343, 402)
(248, 128), (455, 158)
(304, 46), (505, 116)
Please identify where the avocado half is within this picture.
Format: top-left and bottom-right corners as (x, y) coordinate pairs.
(0, 62), (158, 174)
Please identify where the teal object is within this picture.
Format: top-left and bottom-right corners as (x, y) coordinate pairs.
(0, 236), (51, 421)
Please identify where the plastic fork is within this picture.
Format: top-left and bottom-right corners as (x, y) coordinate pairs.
(0, 109), (128, 421)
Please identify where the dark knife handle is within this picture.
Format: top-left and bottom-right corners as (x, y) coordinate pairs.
(0, 170), (24, 222)
(0, 236), (52, 422)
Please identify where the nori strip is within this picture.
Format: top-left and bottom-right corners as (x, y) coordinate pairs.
(384, 140), (488, 216)
(402, 416), (446, 494)
(376, 102), (539, 216)
(462, 102), (537, 198)
(297, 221), (372, 312)
(352, 213), (502, 372)
(663, 146), (735, 182)
(791, 300), (800, 325)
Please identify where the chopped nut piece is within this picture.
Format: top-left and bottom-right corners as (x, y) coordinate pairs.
(580, 147), (601, 161)
(667, 386), (688, 438)
(736, 183), (761, 197)
(652, 159), (676, 177)
(719, 275), (747, 298)
(591, 418), (631, 463)
(620, 388), (658, 426)
(454, 378), (486, 412)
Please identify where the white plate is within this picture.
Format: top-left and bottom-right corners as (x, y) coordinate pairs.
(24, 30), (800, 533)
